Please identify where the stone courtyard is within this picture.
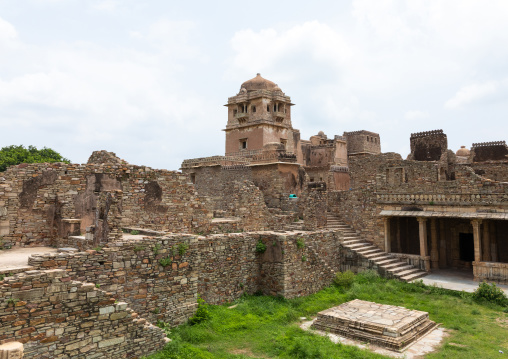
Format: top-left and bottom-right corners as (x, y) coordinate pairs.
(0, 74), (507, 358)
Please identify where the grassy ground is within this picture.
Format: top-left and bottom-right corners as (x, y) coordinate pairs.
(145, 272), (508, 359)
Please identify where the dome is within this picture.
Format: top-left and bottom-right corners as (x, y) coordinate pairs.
(456, 146), (470, 157)
(240, 73), (279, 92)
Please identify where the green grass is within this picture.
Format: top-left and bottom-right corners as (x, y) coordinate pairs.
(145, 272), (508, 359)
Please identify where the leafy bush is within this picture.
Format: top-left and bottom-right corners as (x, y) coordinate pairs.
(152, 243), (161, 255)
(256, 240), (267, 253)
(0, 145), (70, 172)
(188, 296), (210, 325)
(130, 230), (140, 235)
(473, 282), (508, 306)
(159, 256), (172, 267)
(334, 270), (355, 288)
(178, 243), (189, 256)
(301, 255), (307, 262)
(296, 238), (305, 249)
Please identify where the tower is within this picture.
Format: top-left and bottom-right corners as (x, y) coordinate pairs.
(223, 74), (299, 156)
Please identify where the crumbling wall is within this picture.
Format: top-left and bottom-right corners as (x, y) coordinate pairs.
(28, 235), (198, 326)
(471, 161), (508, 182)
(302, 183), (328, 230)
(0, 155), (212, 246)
(472, 141), (508, 162)
(409, 129), (447, 161)
(0, 269), (167, 359)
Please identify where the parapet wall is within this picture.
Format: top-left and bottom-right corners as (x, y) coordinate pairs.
(0, 269), (167, 358)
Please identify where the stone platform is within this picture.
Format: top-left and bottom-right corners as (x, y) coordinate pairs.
(311, 299), (438, 351)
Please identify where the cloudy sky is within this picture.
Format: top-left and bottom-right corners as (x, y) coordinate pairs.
(1, 1), (507, 170)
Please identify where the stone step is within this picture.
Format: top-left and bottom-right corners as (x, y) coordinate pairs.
(357, 248), (382, 255)
(342, 239), (363, 245)
(363, 252), (389, 260)
(402, 271), (428, 282)
(381, 261), (410, 270)
(375, 258), (401, 266)
(344, 243), (370, 250)
(396, 268), (423, 277)
(387, 264), (415, 274)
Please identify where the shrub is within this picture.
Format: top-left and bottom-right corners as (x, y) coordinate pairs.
(130, 230), (140, 235)
(178, 243), (189, 256)
(301, 255), (307, 262)
(133, 245), (145, 252)
(473, 282), (508, 306)
(188, 296), (210, 325)
(159, 256), (172, 267)
(256, 240), (267, 253)
(153, 243), (161, 255)
(296, 238), (305, 249)
(334, 270), (355, 288)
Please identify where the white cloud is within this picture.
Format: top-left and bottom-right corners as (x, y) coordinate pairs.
(0, 17), (17, 41)
(404, 110), (428, 120)
(445, 82), (498, 109)
(92, 0), (119, 11)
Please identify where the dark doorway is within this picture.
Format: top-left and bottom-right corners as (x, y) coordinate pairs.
(459, 233), (474, 262)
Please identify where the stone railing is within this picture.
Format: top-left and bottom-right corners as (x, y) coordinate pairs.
(376, 192), (507, 205)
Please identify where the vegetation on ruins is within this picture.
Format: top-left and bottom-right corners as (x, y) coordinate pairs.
(473, 282), (508, 306)
(296, 237), (305, 249)
(159, 256), (172, 267)
(130, 230), (140, 235)
(0, 144), (70, 172)
(146, 272), (508, 359)
(178, 243), (189, 256)
(255, 240), (267, 253)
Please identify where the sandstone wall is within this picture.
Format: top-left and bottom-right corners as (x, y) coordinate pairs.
(0, 160), (212, 247)
(0, 269), (167, 359)
(28, 235), (198, 326)
(471, 161), (508, 182)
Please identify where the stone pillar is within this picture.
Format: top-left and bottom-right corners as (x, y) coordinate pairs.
(383, 217), (391, 253)
(0, 342), (24, 359)
(490, 221), (498, 262)
(482, 220), (491, 262)
(439, 219), (447, 268)
(430, 218), (439, 269)
(471, 219), (482, 263)
(396, 218), (401, 253)
(417, 217), (430, 271)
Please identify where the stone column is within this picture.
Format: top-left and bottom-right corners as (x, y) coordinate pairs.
(396, 218), (401, 253)
(430, 218), (439, 269)
(482, 220), (491, 262)
(471, 219), (482, 263)
(383, 217), (391, 253)
(0, 342), (24, 359)
(490, 221), (498, 262)
(417, 217), (430, 271)
(439, 219), (447, 268)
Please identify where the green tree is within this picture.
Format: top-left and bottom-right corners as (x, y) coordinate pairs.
(0, 145), (70, 172)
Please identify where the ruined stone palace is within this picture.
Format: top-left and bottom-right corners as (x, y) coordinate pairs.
(0, 74), (507, 358)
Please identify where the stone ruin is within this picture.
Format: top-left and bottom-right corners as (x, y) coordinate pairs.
(312, 299), (438, 351)
(0, 74), (507, 358)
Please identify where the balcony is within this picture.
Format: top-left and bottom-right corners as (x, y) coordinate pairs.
(235, 112), (249, 120)
(273, 111), (286, 122)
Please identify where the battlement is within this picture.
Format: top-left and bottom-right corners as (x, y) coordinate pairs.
(472, 141), (507, 148)
(410, 129), (445, 139)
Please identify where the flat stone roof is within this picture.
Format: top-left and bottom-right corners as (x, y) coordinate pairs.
(380, 210), (508, 220)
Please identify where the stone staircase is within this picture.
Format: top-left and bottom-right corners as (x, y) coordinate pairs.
(326, 213), (428, 282)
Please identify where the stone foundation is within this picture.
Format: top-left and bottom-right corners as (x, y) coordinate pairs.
(312, 299), (437, 351)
